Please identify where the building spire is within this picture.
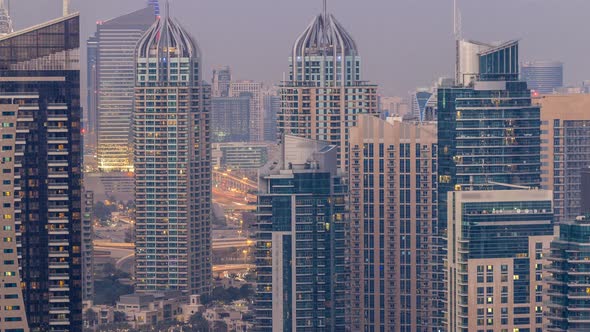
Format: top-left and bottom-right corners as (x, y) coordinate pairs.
(453, 0), (462, 40)
(323, 0), (327, 19)
(63, 0), (69, 16)
(165, 0), (170, 19)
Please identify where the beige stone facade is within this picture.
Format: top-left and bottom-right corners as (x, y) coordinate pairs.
(348, 115), (437, 331)
(279, 83), (379, 171)
(538, 94), (590, 223)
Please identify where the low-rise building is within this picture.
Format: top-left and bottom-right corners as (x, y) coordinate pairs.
(212, 142), (271, 170)
(181, 295), (205, 322)
(116, 292), (185, 327)
(204, 300), (253, 331)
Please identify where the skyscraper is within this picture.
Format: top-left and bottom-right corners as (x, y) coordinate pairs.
(538, 94), (590, 224)
(438, 39), (542, 328)
(446, 190), (554, 332)
(546, 215), (590, 331)
(522, 61), (564, 94)
(0, 0), (12, 35)
(230, 80), (263, 142)
(439, 41), (540, 193)
(278, 2), (379, 170)
(211, 96), (250, 143)
(82, 191), (94, 302)
(212, 65), (232, 98)
(94, 6), (155, 172)
(255, 135), (347, 331)
(263, 92), (279, 142)
(0, 13), (83, 330)
(582, 167), (590, 215)
(410, 89), (434, 122)
(86, 35), (98, 148)
(348, 115), (438, 331)
(134, 11), (212, 295)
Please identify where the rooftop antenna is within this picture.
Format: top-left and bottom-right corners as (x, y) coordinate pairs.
(453, 0), (462, 40)
(63, 0), (69, 16)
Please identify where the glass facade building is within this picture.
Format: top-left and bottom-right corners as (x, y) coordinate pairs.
(255, 136), (347, 331)
(86, 35), (98, 148)
(0, 13), (83, 331)
(437, 39), (543, 329)
(546, 216), (590, 331)
(263, 93), (279, 142)
(211, 96), (250, 142)
(522, 61), (564, 94)
(134, 14), (212, 295)
(93, 6), (155, 172)
(446, 190), (554, 332)
(411, 90), (434, 122)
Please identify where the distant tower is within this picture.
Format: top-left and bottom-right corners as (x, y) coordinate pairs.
(212, 65), (232, 97)
(0, 0), (13, 35)
(134, 9), (212, 295)
(93, 7), (155, 172)
(521, 60), (564, 94)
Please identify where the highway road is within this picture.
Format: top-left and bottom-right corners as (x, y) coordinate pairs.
(94, 238), (254, 251)
(95, 245), (253, 276)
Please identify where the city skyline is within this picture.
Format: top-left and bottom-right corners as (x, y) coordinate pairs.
(6, 0), (590, 96)
(3, 1), (590, 331)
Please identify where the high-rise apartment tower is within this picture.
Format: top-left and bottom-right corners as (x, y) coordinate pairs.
(0, 13), (83, 331)
(278, 2), (378, 170)
(134, 10), (212, 295)
(348, 115), (438, 331)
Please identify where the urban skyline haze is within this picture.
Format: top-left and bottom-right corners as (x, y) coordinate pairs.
(8, 0), (589, 95)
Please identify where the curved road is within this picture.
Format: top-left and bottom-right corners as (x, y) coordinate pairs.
(95, 244), (255, 276)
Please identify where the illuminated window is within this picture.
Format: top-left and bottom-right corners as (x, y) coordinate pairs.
(4, 271), (15, 276)
(3, 214), (12, 219)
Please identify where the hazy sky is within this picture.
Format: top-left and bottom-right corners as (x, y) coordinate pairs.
(9, 0), (590, 96)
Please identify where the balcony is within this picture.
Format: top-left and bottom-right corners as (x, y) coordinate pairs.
(49, 296), (70, 303)
(49, 274), (70, 280)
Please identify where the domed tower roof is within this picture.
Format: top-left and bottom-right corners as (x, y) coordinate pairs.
(289, 1), (361, 86)
(292, 2), (358, 58)
(136, 11), (199, 61)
